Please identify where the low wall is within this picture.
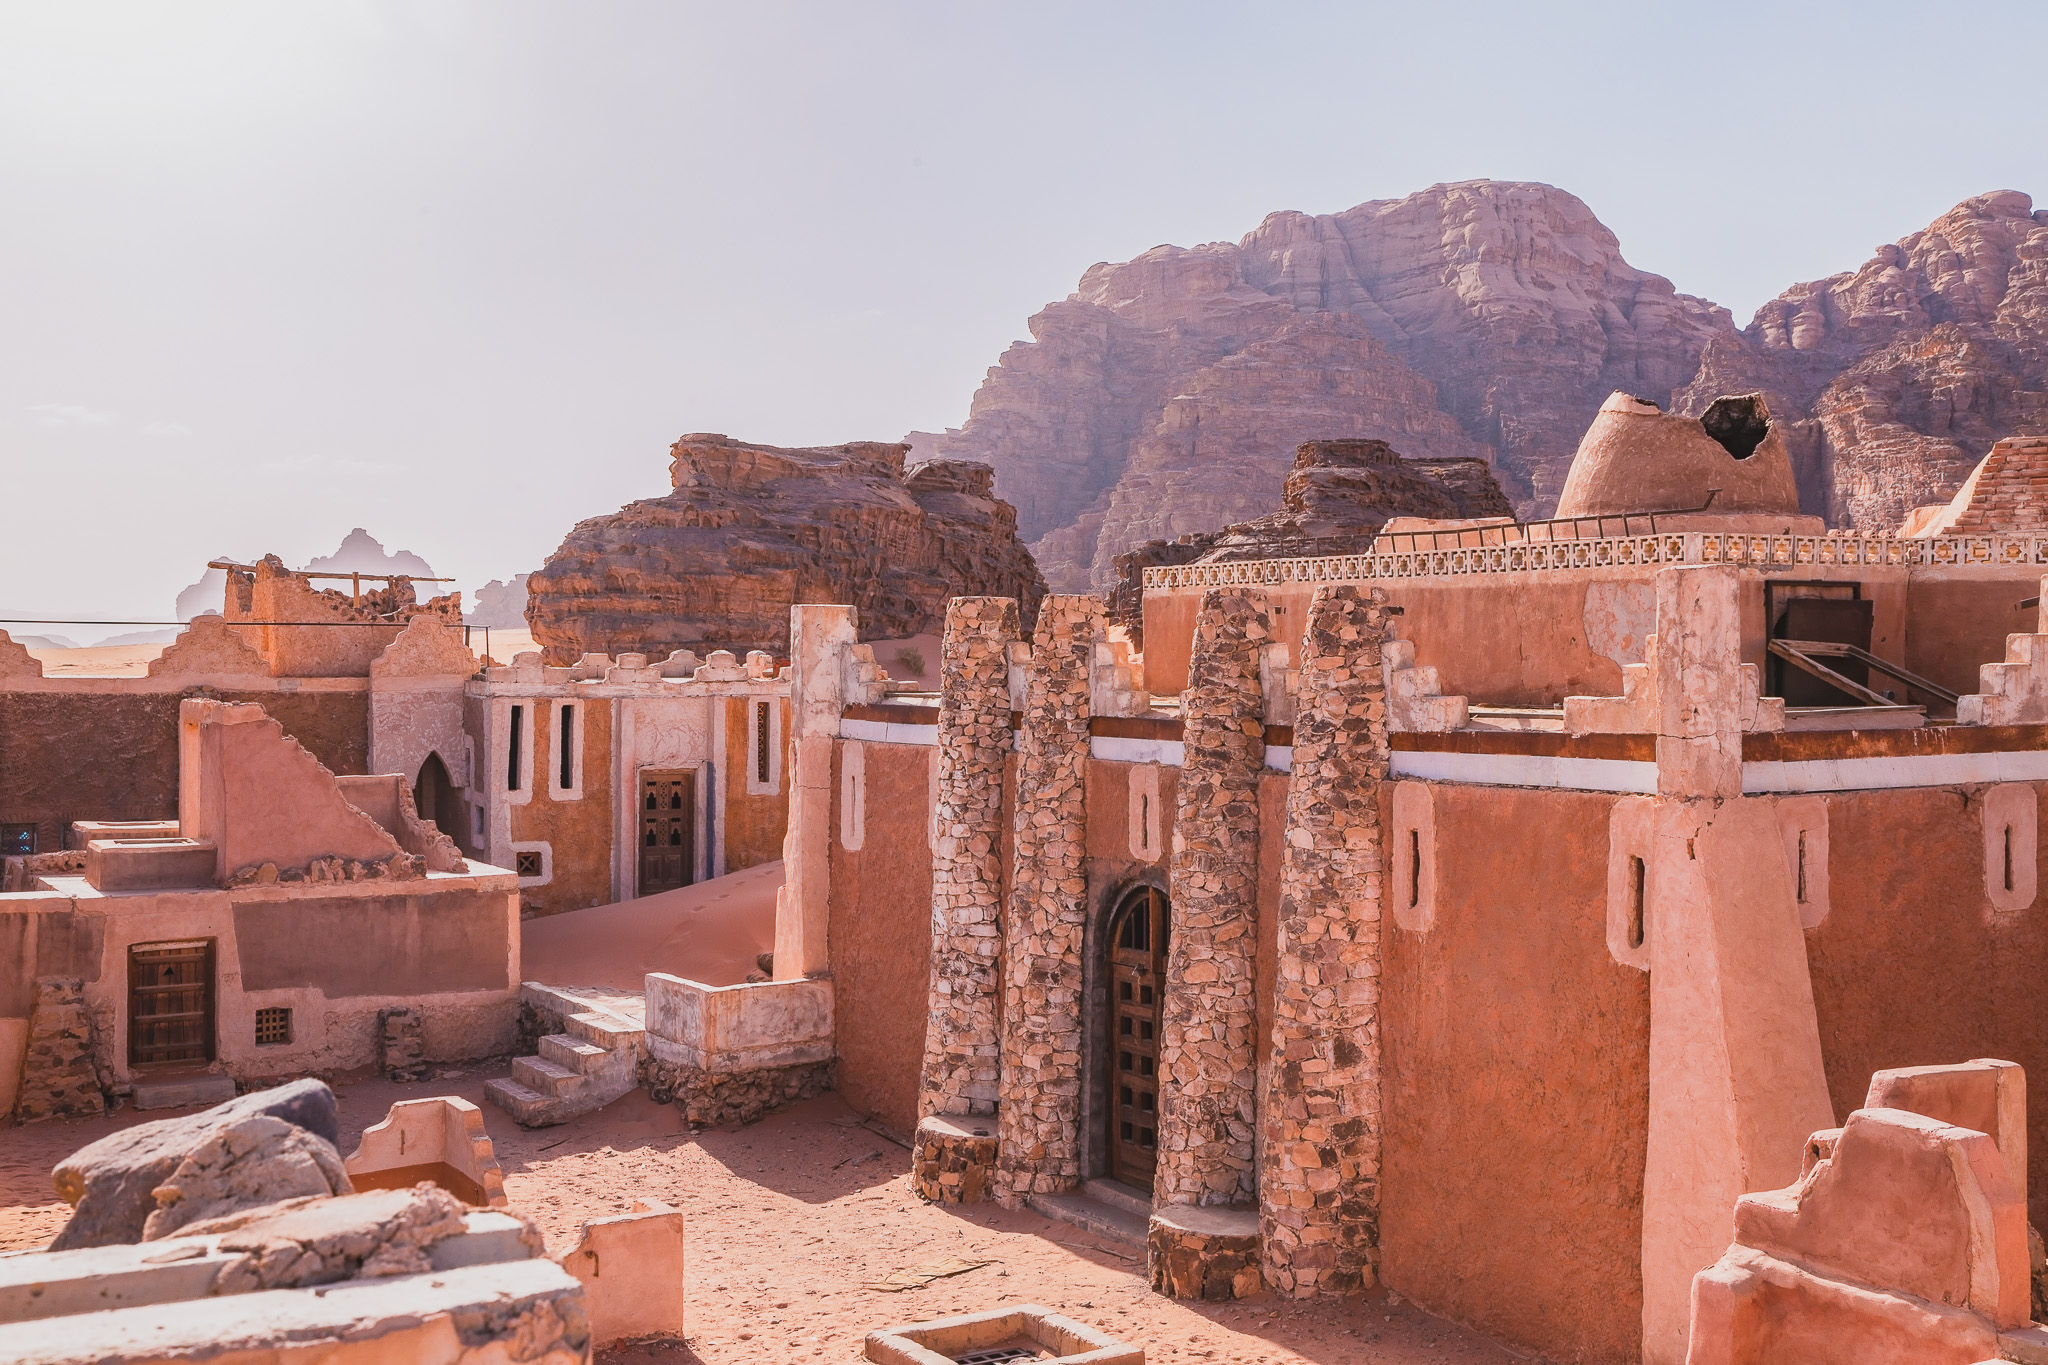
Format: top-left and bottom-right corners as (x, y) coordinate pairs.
(1380, 782), (1648, 1365)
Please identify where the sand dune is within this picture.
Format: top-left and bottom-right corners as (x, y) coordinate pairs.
(518, 858), (783, 990)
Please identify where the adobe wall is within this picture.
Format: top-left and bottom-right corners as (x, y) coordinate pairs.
(0, 689), (367, 856)
(827, 738), (934, 1137)
(1379, 782), (1648, 1365)
(507, 697), (615, 915)
(1808, 781), (2048, 1227)
(722, 695), (789, 872)
(1902, 572), (2038, 698)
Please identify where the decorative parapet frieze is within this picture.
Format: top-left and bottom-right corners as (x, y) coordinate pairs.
(919, 597), (1019, 1128)
(1259, 584), (1395, 1298)
(994, 599), (1102, 1205)
(1155, 588), (1268, 1211)
(1381, 639), (1467, 732)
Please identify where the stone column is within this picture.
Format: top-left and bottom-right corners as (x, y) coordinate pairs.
(919, 597), (1019, 1121)
(993, 595), (1103, 1206)
(1150, 587), (1269, 1299)
(774, 605), (857, 981)
(1258, 585), (1395, 1296)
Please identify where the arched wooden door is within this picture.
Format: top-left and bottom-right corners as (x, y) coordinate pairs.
(1107, 884), (1169, 1190)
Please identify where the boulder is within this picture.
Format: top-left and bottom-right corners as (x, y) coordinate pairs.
(49, 1077), (339, 1250)
(141, 1115), (353, 1241)
(183, 1185), (484, 1292)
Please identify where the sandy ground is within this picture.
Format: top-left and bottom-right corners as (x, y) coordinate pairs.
(521, 860), (783, 990)
(0, 1080), (1516, 1365)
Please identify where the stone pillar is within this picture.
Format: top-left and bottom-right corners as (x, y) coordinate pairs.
(1151, 587), (1268, 1297)
(917, 596), (1018, 1133)
(1258, 584), (1395, 1296)
(994, 594), (1103, 1206)
(13, 978), (105, 1123)
(1638, 565), (1835, 1365)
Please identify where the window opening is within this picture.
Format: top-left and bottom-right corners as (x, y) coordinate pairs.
(1628, 856), (1646, 950)
(1796, 831), (1809, 903)
(254, 1006), (292, 1047)
(0, 822), (35, 856)
(2005, 825), (2015, 894)
(515, 850), (543, 878)
(1408, 829), (1421, 909)
(756, 701), (771, 784)
(1139, 795), (1150, 850)
(507, 705), (523, 791)
(558, 705), (574, 790)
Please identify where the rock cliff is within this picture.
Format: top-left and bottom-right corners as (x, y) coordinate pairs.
(1106, 439), (1512, 633)
(930, 182), (2048, 588)
(525, 435), (1046, 662)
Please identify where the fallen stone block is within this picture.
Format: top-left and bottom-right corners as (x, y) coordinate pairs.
(559, 1199), (686, 1346)
(184, 1184), (478, 1290)
(142, 1114), (353, 1241)
(49, 1078), (340, 1250)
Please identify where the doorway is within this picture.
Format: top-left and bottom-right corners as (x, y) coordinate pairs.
(129, 940), (215, 1068)
(1106, 884), (1169, 1191)
(413, 752), (462, 847)
(639, 769), (696, 896)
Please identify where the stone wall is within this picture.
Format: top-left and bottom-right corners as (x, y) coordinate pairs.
(994, 595), (1102, 1203)
(1258, 585), (1395, 1295)
(13, 977), (106, 1122)
(919, 597), (1019, 1120)
(641, 1054), (835, 1127)
(1155, 587), (1270, 1206)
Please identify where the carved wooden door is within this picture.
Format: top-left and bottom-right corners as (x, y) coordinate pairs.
(639, 770), (695, 896)
(129, 940), (215, 1067)
(1108, 885), (1169, 1190)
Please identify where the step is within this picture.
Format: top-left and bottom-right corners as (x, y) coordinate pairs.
(564, 1011), (644, 1052)
(133, 1073), (237, 1112)
(538, 1034), (608, 1070)
(511, 1056), (582, 1097)
(482, 1078), (561, 1127)
(1083, 1178), (1153, 1219)
(1026, 1190), (1149, 1249)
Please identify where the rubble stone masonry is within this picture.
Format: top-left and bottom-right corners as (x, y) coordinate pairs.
(14, 978), (106, 1123)
(919, 596), (1019, 1119)
(994, 594), (1104, 1204)
(1155, 587), (1271, 1207)
(1258, 585), (1395, 1296)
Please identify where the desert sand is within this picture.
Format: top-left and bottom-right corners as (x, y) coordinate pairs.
(521, 860), (783, 990)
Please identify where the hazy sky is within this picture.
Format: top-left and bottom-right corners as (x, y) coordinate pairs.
(5, 1), (2045, 628)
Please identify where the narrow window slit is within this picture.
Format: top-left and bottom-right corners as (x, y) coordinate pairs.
(558, 705), (574, 790)
(2005, 825), (2015, 893)
(1408, 828), (1421, 909)
(1796, 831), (1808, 904)
(1628, 855), (1646, 951)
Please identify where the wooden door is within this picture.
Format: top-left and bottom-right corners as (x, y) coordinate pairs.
(639, 770), (696, 896)
(1108, 885), (1169, 1190)
(129, 941), (215, 1067)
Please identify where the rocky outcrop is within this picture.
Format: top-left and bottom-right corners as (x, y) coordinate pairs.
(526, 435), (1046, 662)
(50, 1078), (340, 1250)
(1108, 439), (1511, 634)
(1679, 190), (2048, 528)
(932, 182), (2048, 586)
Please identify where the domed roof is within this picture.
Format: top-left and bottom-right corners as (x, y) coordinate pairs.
(1554, 392), (1801, 519)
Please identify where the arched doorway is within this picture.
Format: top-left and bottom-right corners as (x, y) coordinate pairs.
(1106, 884), (1170, 1191)
(413, 752), (462, 846)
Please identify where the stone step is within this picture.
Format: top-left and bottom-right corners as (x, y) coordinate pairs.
(511, 1056), (581, 1097)
(482, 1078), (558, 1126)
(1027, 1190), (1148, 1249)
(564, 1011), (643, 1051)
(1083, 1178), (1153, 1219)
(133, 1073), (238, 1112)
(537, 1034), (608, 1071)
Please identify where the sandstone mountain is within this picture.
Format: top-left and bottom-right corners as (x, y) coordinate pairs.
(925, 182), (2048, 589)
(525, 435), (1045, 663)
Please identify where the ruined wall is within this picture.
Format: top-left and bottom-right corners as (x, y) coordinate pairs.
(1808, 782), (2048, 1229)
(1379, 782), (1647, 1365)
(722, 695), (789, 873)
(506, 698), (615, 915)
(0, 689), (367, 856)
(828, 739), (935, 1137)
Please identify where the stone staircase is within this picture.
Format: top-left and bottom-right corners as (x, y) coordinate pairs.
(484, 984), (646, 1128)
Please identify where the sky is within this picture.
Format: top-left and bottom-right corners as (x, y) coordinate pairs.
(4, 1), (2045, 630)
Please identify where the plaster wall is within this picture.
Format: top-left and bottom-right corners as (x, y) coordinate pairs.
(1807, 781), (2048, 1229)
(369, 681), (470, 791)
(827, 737), (934, 1137)
(721, 695), (788, 872)
(508, 698), (615, 915)
(1379, 782), (1648, 1365)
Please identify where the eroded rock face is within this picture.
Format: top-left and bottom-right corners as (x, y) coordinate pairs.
(50, 1077), (340, 1250)
(933, 182), (2048, 584)
(526, 435), (1046, 661)
(1107, 440), (1512, 633)
(1679, 190), (2048, 528)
